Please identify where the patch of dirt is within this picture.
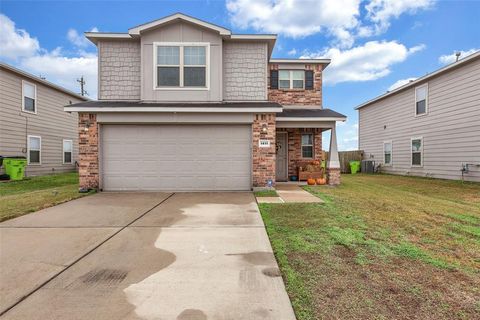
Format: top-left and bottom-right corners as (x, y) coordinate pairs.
(288, 246), (480, 320)
(177, 308), (207, 320)
(262, 267), (282, 277)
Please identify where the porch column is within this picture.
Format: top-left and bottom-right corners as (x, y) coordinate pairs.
(327, 123), (341, 185)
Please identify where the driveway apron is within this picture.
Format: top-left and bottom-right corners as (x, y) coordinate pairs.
(0, 192), (296, 320)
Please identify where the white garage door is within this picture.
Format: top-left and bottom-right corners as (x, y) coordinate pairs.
(101, 124), (251, 191)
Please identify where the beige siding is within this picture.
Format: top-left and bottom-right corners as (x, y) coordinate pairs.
(140, 21), (223, 102)
(223, 41), (267, 101)
(98, 40), (141, 100)
(0, 68), (83, 176)
(359, 57), (480, 182)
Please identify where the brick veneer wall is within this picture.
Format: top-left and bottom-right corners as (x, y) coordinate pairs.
(277, 128), (323, 177)
(98, 40), (141, 100)
(78, 113), (99, 190)
(223, 42), (268, 101)
(268, 64), (323, 105)
(252, 113), (276, 187)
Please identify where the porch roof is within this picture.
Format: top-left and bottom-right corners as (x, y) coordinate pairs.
(276, 108), (347, 122)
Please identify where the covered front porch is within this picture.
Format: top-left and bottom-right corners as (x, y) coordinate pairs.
(275, 108), (346, 185)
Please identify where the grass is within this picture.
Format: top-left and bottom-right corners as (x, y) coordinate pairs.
(0, 172), (93, 222)
(259, 174), (480, 320)
(254, 189), (279, 197)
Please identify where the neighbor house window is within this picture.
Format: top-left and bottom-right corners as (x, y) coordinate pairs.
(156, 43), (208, 88)
(28, 135), (41, 164)
(301, 134), (313, 158)
(279, 70), (304, 89)
(63, 139), (73, 164)
(384, 141), (392, 165)
(415, 84), (428, 115)
(22, 81), (36, 113)
(411, 137), (423, 166)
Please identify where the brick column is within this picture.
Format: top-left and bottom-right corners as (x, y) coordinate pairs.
(252, 113), (276, 188)
(78, 113), (99, 190)
(327, 123), (341, 185)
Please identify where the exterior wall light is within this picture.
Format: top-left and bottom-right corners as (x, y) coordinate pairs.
(261, 123), (268, 133)
(84, 120), (91, 132)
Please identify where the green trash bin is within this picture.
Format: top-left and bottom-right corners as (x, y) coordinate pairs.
(3, 157), (27, 180)
(349, 160), (361, 174)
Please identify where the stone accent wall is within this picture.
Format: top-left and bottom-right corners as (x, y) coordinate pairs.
(252, 113), (276, 187)
(78, 113), (99, 190)
(98, 40), (141, 100)
(327, 168), (341, 185)
(268, 64), (323, 105)
(223, 42), (267, 101)
(277, 128), (323, 177)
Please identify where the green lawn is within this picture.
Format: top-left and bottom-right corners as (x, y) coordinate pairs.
(254, 189), (279, 197)
(0, 172), (92, 222)
(260, 174), (480, 320)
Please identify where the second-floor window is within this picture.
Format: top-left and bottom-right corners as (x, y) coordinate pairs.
(22, 81), (37, 113)
(155, 43), (208, 88)
(415, 84), (428, 115)
(279, 70), (304, 89)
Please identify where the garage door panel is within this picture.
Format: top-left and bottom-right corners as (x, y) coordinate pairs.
(101, 125), (251, 191)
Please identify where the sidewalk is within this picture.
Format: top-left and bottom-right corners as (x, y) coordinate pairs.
(256, 182), (324, 204)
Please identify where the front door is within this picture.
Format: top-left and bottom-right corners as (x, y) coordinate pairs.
(275, 132), (288, 181)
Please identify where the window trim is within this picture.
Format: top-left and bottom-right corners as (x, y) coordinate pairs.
(63, 139), (73, 164)
(414, 83), (428, 117)
(301, 133), (314, 159)
(410, 136), (423, 167)
(383, 141), (392, 166)
(153, 42), (210, 91)
(27, 135), (41, 165)
(22, 80), (37, 114)
(278, 70), (305, 90)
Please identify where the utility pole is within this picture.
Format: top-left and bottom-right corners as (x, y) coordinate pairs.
(77, 76), (88, 96)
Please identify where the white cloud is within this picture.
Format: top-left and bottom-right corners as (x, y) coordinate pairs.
(20, 49), (97, 97)
(301, 41), (425, 84)
(323, 121), (358, 151)
(67, 27), (97, 48)
(388, 77), (416, 91)
(0, 14), (40, 59)
(226, 0), (361, 47)
(227, 0), (434, 48)
(0, 14), (98, 98)
(365, 0), (435, 34)
(438, 49), (478, 65)
(287, 48), (297, 56)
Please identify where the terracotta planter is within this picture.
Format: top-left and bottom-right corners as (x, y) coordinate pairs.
(307, 178), (316, 185)
(316, 178), (326, 185)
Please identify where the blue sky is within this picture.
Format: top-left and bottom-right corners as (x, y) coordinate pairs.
(1, 0), (479, 150)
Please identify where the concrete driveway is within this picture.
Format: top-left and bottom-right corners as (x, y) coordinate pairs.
(0, 192), (296, 320)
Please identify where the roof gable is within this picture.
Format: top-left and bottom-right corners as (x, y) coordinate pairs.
(128, 13), (231, 36)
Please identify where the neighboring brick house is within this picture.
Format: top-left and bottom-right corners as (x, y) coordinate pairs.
(65, 13), (346, 191)
(0, 63), (88, 177)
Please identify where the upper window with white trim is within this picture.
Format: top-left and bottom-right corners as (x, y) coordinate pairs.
(279, 70), (304, 89)
(63, 139), (73, 164)
(415, 84), (428, 115)
(28, 135), (41, 164)
(384, 141), (392, 165)
(411, 138), (423, 166)
(155, 43), (208, 88)
(22, 81), (37, 113)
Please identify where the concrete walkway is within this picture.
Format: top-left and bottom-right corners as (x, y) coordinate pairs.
(0, 192), (296, 320)
(275, 183), (324, 203)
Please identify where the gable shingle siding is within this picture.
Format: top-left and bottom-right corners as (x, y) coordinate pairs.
(98, 41), (141, 100)
(223, 42), (267, 101)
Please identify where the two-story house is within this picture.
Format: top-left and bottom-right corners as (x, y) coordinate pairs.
(65, 13), (346, 191)
(1, 63), (88, 176)
(357, 51), (480, 182)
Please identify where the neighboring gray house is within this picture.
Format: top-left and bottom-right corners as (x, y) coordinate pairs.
(0, 63), (89, 176)
(357, 51), (480, 182)
(65, 13), (346, 192)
